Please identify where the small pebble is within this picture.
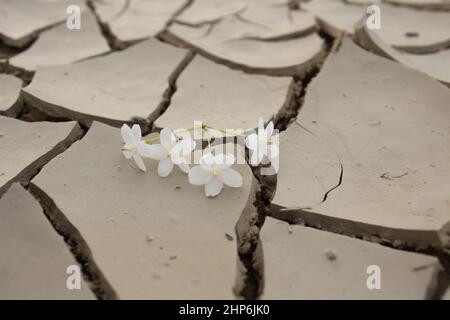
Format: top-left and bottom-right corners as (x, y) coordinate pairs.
(225, 233), (234, 241)
(169, 255), (177, 260)
(145, 235), (153, 242)
(174, 185), (181, 190)
(325, 249), (337, 261)
(405, 31), (419, 38)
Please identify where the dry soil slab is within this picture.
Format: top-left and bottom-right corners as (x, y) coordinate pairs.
(0, 116), (81, 198)
(176, 0), (316, 40)
(0, 183), (94, 299)
(302, 0), (364, 37)
(271, 38), (450, 249)
(355, 21), (450, 87)
(156, 55), (292, 130)
(30, 122), (253, 299)
(303, 0), (450, 52)
(92, 0), (188, 44)
(9, 11), (109, 72)
(0, 0), (86, 48)
(22, 38), (190, 127)
(261, 218), (437, 299)
(0, 74), (22, 116)
(166, 10), (325, 76)
(175, 0), (247, 25)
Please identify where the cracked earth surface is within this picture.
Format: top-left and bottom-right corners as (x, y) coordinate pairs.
(0, 0), (449, 299)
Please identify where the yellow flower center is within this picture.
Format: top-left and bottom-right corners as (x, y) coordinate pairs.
(212, 166), (220, 177)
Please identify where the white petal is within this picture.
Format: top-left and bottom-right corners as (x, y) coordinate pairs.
(178, 160), (190, 174)
(160, 128), (176, 150)
(158, 158), (174, 177)
(138, 143), (166, 160)
(121, 124), (134, 146)
(250, 149), (262, 166)
(205, 178), (223, 197)
(132, 152), (146, 172)
(258, 117), (265, 131)
(266, 121), (274, 137)
(200, 153), (216, 170)
(220, 168), (242, 187)
(171, 139), (195, 164)
(122, 150), (132, 159)
(245, 133), (258, 151)
(258, 127), (266, 140)
(180, 138), (196, 155)
(258, 147), (266, 163)
(131, 124), (142, 144)
(215, 153), (235, 169)
(268, 144), (279, 159)
(188, 166), (211, 185)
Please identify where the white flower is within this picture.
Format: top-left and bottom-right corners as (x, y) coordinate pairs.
(121, 124), (155, 172)
(145, 128), (196, 177)
(189, 153), (242, 197)
(245, 117), (279, 166)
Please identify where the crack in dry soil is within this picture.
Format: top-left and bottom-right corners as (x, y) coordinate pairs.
(259, 33), (450, 298)
(0, 122), (85, 199)
(268, 202), (450, 294)
(425, 263), (450, 299)
(269, 204), (443, 253)
(234, 165), (276, 299)
(146, 50), (195, 131)
(321, 161), (344, 203)
(233, 34), (335, 299)
(1, 61), (34, 85)
(28, 182), (118, 299)
(87, 0), (125, 50)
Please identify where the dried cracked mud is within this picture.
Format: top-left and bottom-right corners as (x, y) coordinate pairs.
(0, 0), (450, 300)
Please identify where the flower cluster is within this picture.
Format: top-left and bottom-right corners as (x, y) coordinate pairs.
(120, 117), (279, 197)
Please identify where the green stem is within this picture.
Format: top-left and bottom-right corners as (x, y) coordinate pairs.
(142, 136), (160, 144)
(142, 124), (246, 144)
(203, 125), (246, 137)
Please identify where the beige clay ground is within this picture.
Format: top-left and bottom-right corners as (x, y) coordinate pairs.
(0, 0), (449, 300)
